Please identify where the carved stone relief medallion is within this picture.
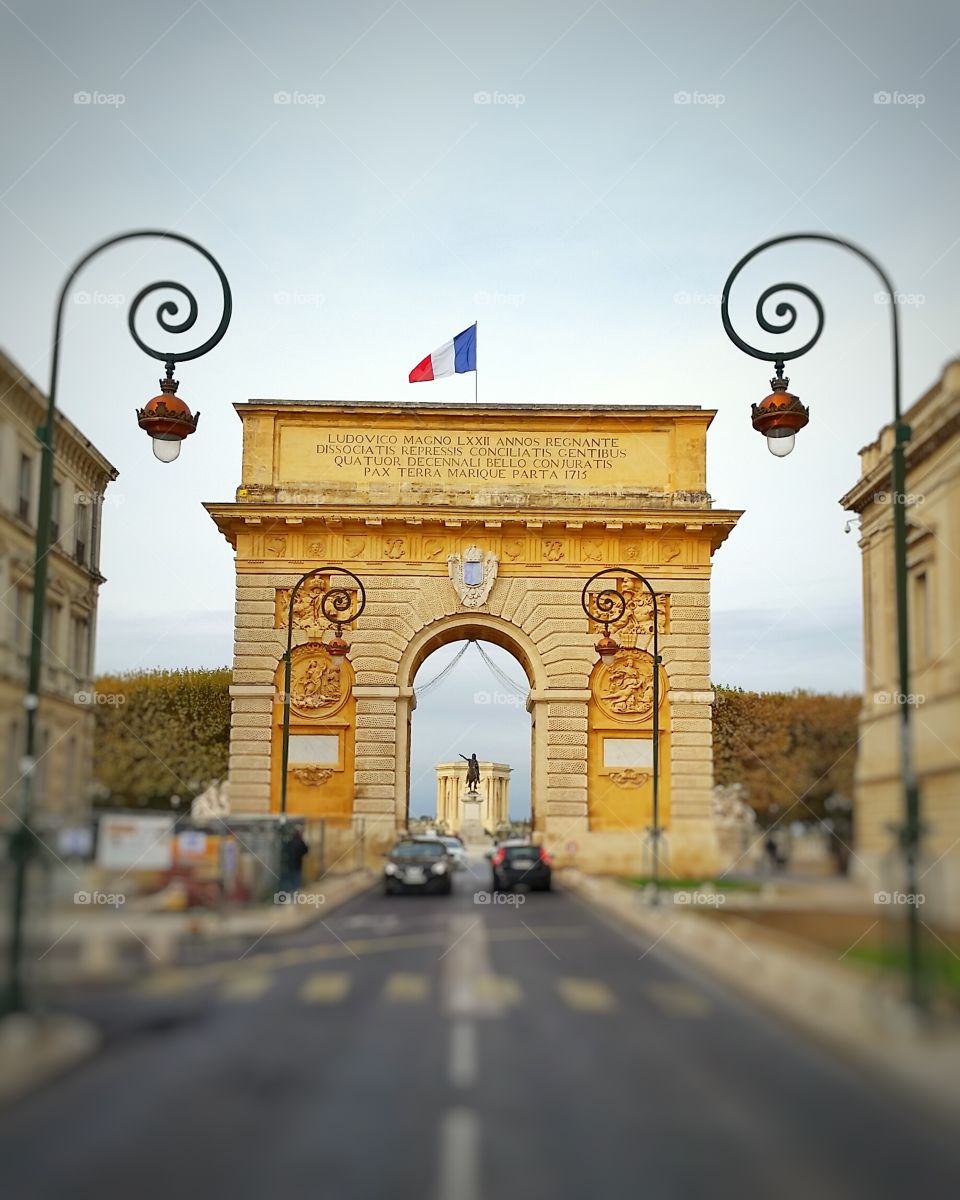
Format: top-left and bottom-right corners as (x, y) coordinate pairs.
(593, 649), (665, 723)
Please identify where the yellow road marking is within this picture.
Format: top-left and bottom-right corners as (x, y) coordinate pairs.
(220, 973), (271, 1001)
(383, 972), (430, 1003)
(472, 974), (522, 1007)
(138, 971), (196, 996)
(134, 927), (585, 996)
(300, 972), (352, 1004)
(645, 982), (711, 1017)
(556, 977), (617, 1013)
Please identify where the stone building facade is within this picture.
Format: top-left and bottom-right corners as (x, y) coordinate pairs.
(206, 399), (741, 874)
(0, 350), (117, 818)
(435, 760), (510, 833)
(841, 360), (960, 918)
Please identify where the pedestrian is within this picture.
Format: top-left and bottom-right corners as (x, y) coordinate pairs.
(280, 822), (309, 893)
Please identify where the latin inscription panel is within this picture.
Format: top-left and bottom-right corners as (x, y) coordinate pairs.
(278, 424), (673, 489)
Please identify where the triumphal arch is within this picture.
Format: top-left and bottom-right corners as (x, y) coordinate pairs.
(206, 399), (740, 874)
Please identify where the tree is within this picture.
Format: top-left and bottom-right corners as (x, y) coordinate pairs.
(93, 668), (232, 808)
(713, 686), (860, 826)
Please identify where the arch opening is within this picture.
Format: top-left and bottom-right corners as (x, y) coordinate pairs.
(403, 632), (535, 840)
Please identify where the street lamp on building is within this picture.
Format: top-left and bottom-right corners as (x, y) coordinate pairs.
(279, 567), (367, 815)
(4, 231), (232, 1017)
(720, 232), (923, 1009)
(581, 568), (663, 897)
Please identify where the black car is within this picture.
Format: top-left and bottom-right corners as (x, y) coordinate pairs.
(491, 841), (552, 892)
(383, 838), (454, 895)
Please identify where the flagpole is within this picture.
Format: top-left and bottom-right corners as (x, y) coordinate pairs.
(474, 319), (478, 403)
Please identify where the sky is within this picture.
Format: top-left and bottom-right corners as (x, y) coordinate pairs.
(2, 1), (958, 814)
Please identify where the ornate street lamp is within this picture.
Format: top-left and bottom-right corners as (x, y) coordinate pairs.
(720, 232), (923, 1008)
(581, 568), (664, 896)
(279, 567), (367, 814)
(5, 231), (232, 1017)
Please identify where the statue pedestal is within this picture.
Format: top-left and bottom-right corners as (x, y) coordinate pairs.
(458, 789), (486, 844)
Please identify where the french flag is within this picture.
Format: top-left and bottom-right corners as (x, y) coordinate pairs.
(409, 323), (477, 383)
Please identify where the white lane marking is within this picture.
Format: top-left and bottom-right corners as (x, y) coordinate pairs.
(441, 914), (498, 1018)
(448, 1020), (477, 1088)
(435, 1107), (480, 1200)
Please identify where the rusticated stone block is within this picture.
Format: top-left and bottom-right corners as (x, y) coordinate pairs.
(355, 769), (396, 786)
(659, 634), (710, 651)
(355, 699), (397, 716)
(352, 671), (397, 687)
(671, 718), (713, 733)
(231, 768), (272, 784)
(353, 797), (396, 814)
(545, 787), (589, 805)
(355, 727), (395, 745)
(550, 717), (589, 732)
(230, 727), (270, 743)
(233, 668), (274, 686)
(670, 731), (713, 747)
(546, 737), (588, 754)
(669, 619), (710, 635)
(661, 646), (710, 663)
(234, 645), (282, 664)
(229, 655), (280, 672)
(547, 672), (590, 689)
(355, 713), (396, 729)
(231, 697), (273, 713)
(234, 586), (274, 601)
(352, 782), (393, 801)
(666, 674), (711, 690)
(236, 600), (275, 615)
(231, 711), (272, 727)
(544, 801), (590, 817)
(546, 703), (589, 718)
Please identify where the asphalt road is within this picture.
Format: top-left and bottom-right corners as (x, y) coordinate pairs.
(2, 856), (958, 1200)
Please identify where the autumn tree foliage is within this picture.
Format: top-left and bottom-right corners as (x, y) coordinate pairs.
(93, 669), (232, 808)
(712, 686), (860, 825)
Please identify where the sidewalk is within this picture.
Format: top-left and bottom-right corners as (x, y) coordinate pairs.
(563, 870), (960, 1122)
(34, 870), (374, 983)
(0, 870), (374, 1107)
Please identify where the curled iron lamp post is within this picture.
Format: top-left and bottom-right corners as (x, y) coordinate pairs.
(581, 568), (663, 898)
(280, 568), (367, 815)
(5, 231), (232, 1017)
(720, 232), (922, 1009)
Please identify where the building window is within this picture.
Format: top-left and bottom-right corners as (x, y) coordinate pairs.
(14, 587), (32, 658)
(6, 720), (19, 789)
(75, 500), (89, 566)
(64, 735), (77, 807)
(44, 601), (61, 659)
(71, 615), (89, 677)
(18, 454), (32, 523)
(35, 725), (49, 805)
(50, 480), (62, 543)
(90, 494), (101, 573)
(913, 570), (931, 667)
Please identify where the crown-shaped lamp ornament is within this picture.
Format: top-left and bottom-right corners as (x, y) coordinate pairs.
(750, 363), (809, 458)
(136, 373), (200, 463)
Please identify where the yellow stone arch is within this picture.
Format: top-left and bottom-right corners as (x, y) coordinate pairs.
(206, 398), (741, 875)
